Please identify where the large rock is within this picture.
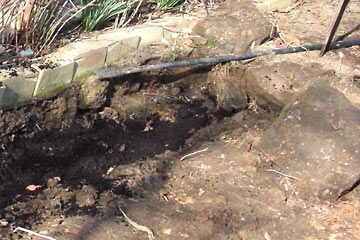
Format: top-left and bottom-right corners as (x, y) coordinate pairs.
(193, 0), (272, 53)
(78, 76), (109, 110)
(258, 79), (360, 200)
(245, 61), (333, 111)
(207, 63), (248, 111)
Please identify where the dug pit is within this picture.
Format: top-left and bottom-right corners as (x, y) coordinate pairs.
(1, 54), (360, 240)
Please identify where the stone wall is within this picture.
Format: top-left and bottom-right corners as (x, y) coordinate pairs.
(0, 16), (196, 109)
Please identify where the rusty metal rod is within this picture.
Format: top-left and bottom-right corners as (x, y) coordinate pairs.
(320, 0), (351, 56)
(95, 38), (360, 79)
(320, 0), (350, 56)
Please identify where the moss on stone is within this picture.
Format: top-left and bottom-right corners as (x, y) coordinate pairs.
(73, 71), (93, 83)
(34, 83), (71, 99)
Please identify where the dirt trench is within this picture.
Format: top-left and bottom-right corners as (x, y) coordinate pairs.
(0, 64), (280, 239)
(1, 52), (360, 239)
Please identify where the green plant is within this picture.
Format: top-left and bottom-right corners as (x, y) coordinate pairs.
(80, 0), (131, 31)
(195, 39), (217, 55)
(156, 0), (185, 12)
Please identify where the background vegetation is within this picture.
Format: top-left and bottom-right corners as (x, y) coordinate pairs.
(0, 0), (190, 56)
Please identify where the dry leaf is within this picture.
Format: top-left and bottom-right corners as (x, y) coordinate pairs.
(174, 193), (195, 204)
(281, 34), (301, 46)
(119, 144), (126, 152)
(184, 38), (195, 47)
(163, 228), (172, 235)
(107, 167), (114, 175)
(0, 220), (8, 227)
(143, 121), (153, 132)
(264, 232), (272, 240)
(26, 185), (41, 191)
(310, 219), (326, 230)
(274, 38), (285, 48)
(199, 188), (205, 196)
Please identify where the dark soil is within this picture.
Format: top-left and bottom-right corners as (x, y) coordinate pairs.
(0, 65), (275, 239)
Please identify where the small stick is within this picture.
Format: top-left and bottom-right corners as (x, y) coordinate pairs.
(264, 169), (301, 181)
(120, 0), (143, 28)
(14, 227), (56, 240)
(180, 147), (209, 161)
(119, 207), (156, 240)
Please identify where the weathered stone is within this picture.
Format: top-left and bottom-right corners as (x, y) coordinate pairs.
(74, 47), (107, 82)
(97, 29), (138, 42)
(49, 39), (114, 64)
(105, 37), (140, 65)
(258, 79), (360, 200)
(245, 61), (333, 111)
(132, 26), (168, 48)
(33, 62), (75, 98)
(208, 63), (247, 111)
(100, 26), (167, 49)
(144, 17), (195, 32)
(254, 0), (294, 13)
(75, 185), (98, 207)
(78, 76), (109, 110)
(0, 74), (38, 108)
(193, 0), (272, 53)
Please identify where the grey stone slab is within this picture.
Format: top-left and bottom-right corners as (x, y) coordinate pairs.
(74, 47), (107, 82)
(254, 0), (293, 12)
(132, 26), (167, 48)
(34, 62), (75, 98)
(0, 74), (38, 108)
(258, 79), (360, 200)
(105, 37), (140, 65)
(143, 17), (194, 32)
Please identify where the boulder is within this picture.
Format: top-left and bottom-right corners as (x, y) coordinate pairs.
(258, 79), (360, 200)
(193, 0), (272, 53)
(207, 63), (248, 112)
(78, 76), (109, 110)
(245, 61), (333, 111)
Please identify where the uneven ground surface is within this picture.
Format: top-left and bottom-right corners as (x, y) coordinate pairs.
(1, 0), (360, 240)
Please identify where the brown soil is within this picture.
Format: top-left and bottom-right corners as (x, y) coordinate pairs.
(1, 1), (360, 240)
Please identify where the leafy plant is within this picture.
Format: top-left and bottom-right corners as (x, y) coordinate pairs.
(80, 0), (132, 31)
(155, 0), (185, 12)
(0, 0), (136, 55)
(0, 0), (90, 56)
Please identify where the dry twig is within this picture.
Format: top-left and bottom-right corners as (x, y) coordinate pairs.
(264, 169), (301, 181)
(119, 0), (143, 28)
(38, 0), (96, 55)
(14, 227), (56, 240)
(180, 147), (209, 161)
(119, 207), (156, 240)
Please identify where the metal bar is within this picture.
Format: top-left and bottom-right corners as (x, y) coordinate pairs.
(320, 0), (351, 56)
(95, 38), (360, 79)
